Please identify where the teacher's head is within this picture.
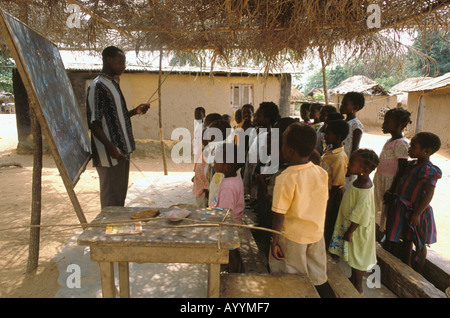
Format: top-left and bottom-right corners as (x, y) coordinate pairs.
(102, 46), (126, 76)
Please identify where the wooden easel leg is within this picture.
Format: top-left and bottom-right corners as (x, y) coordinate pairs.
(207, 263), (220, 298)
(118, 261), (130, 298)
(98, 262), (116, 298)
(26, 108), (42, 273)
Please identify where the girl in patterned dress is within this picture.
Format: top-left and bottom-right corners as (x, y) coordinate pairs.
(329, 148), (380, 295)
(374, 108), (411, 234)
(385, 132), (441, 273)
(340, 92), (365, 189)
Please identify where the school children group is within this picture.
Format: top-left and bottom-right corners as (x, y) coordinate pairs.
(191, 93), (442, 296)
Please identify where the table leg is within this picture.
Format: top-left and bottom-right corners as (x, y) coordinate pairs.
(118, 262), (130, 298)
(207, 263), (220, 298)
(98, 262), (116, 298)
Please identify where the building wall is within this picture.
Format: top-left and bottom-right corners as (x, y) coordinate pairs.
(406, 88), (450, 148)
(112, 72), (282, 140)
(329, 94), (397, 128)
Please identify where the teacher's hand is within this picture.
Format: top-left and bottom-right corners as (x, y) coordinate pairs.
(136, 103), (150, 115)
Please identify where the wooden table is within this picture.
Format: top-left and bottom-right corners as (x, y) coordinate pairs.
(77, 206), (240, 298)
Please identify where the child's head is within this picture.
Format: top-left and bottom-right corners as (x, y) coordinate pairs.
(255, 102), (280, 127)
(310, 103), (323, 121)
(222, 114), (231, 124)
(325, 119), (349, 146)
(382, 108), (412, 134)
(409, 132), (441, 158)
(300, 103), (311, 122)
(202, 113), (224, 146)
(348, 148), (380, 176)
(194, 107), (206, 120)
(241, 104), (254, 122)
(340, 92), (365, 115)
(213, 142), (241, 176)
(282, 123), (317, 162)
(325, 112), (344, 124)
(206, 119), (231, 143)
(319, 105), (337, 122)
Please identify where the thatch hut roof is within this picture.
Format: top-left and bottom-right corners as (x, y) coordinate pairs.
(290, 86), (304, 101)
(0, 1), (449, 72)
(329, 75), (388, 95)
(389, 77), (435, 94)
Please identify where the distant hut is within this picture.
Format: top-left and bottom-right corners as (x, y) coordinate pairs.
(389, 77), (434, 107)
(290, 86), (304, 116)
(400, 72), (450, 147)
(329, 75), (397, 127)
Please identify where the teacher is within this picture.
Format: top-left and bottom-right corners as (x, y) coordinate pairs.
(86, 46), (149, 208)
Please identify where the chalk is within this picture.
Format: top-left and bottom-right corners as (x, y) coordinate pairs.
(215, 207), (224, 211)
(201, 218), (206, 221)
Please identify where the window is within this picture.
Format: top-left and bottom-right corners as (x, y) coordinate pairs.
(230, 84), (253, 109)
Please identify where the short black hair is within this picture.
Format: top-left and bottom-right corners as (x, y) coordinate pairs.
(344, 92), (365, 111)
(354, 148), (380, 172)
(415, 132), (441, 154)
(208, 119), (232, 141)
(195, 106), (205, 115)
(310, 103), (323, 112)
(242, 104), (254, 113)
(384, 107), (411, 130)
(326, 119), (349, 140)
(102, 46), (124, 62)
(204, 113), (223, 126)
(284, 123), (316, 157)
(259, 101), (280, 125)
(326, 112), (344, 122)
(321, 105), (337, 114)
(300, 103), (311, 111)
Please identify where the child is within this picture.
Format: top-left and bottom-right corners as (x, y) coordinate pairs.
(329, 148), (380, 295)
(233, 108), (242, 129)
(340, 92), (365, 187)
(320, 119), (349, 248)
(192, 113), (222, 207)
(300, 103), (312, 124)
(204, 119), (232, 206)
(340, 92), (364, 157)
(315, 105), (338, 155)
(310, 103), (323, 131)
(269, 123), (330, 291)
(193, 106), (206, 160)
(210, 142), (245, 272)
(244, 102), (279, 205)
(385, 132), (441, 273)
(373, 108), (411, 234)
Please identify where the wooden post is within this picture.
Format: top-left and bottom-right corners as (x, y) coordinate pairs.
(158, 50), (168, 175)
(319, 47), (328, 105)
(26, 106), (42, 273)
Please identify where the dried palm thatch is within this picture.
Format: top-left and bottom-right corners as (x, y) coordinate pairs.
(0, 0), (448, 73)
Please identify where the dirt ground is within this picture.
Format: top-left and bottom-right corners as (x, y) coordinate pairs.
(0, 114), (448, 298)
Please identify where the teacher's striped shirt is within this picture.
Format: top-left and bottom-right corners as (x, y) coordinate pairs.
(86, 73), (135, 167)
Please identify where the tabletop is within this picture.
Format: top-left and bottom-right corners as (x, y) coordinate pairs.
(77, 206), (240, 250)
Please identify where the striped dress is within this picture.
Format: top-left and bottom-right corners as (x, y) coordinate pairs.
(385, 160), (441, 260)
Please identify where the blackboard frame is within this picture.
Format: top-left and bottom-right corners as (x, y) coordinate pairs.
(0, 9), (89, 225)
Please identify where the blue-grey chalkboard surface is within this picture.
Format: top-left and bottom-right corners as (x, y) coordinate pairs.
(0, 11), (91, 186)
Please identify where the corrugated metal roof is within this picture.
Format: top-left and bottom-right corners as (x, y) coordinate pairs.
(59, 50), (284, 75)
(404, 72), (450, 92)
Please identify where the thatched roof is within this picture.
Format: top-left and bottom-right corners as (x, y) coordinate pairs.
(389, 77), (434, 94)
(403, 71), (450, 92)
(290, 86), (304, 100)
(0, 1), (449, 72)
(329, 75), (388, 95)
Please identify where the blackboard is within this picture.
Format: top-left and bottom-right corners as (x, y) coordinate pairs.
(0, 10), (91, 187)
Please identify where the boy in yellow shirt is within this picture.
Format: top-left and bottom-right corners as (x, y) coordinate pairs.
(269, 123), (332, 295)
(320, 119), (349, 248)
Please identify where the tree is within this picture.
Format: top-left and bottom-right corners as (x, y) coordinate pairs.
(410, 31), (450, 77)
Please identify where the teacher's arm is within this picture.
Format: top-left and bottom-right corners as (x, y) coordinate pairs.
(91, 121), (126, 160)
(128, 103), (150, 117)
